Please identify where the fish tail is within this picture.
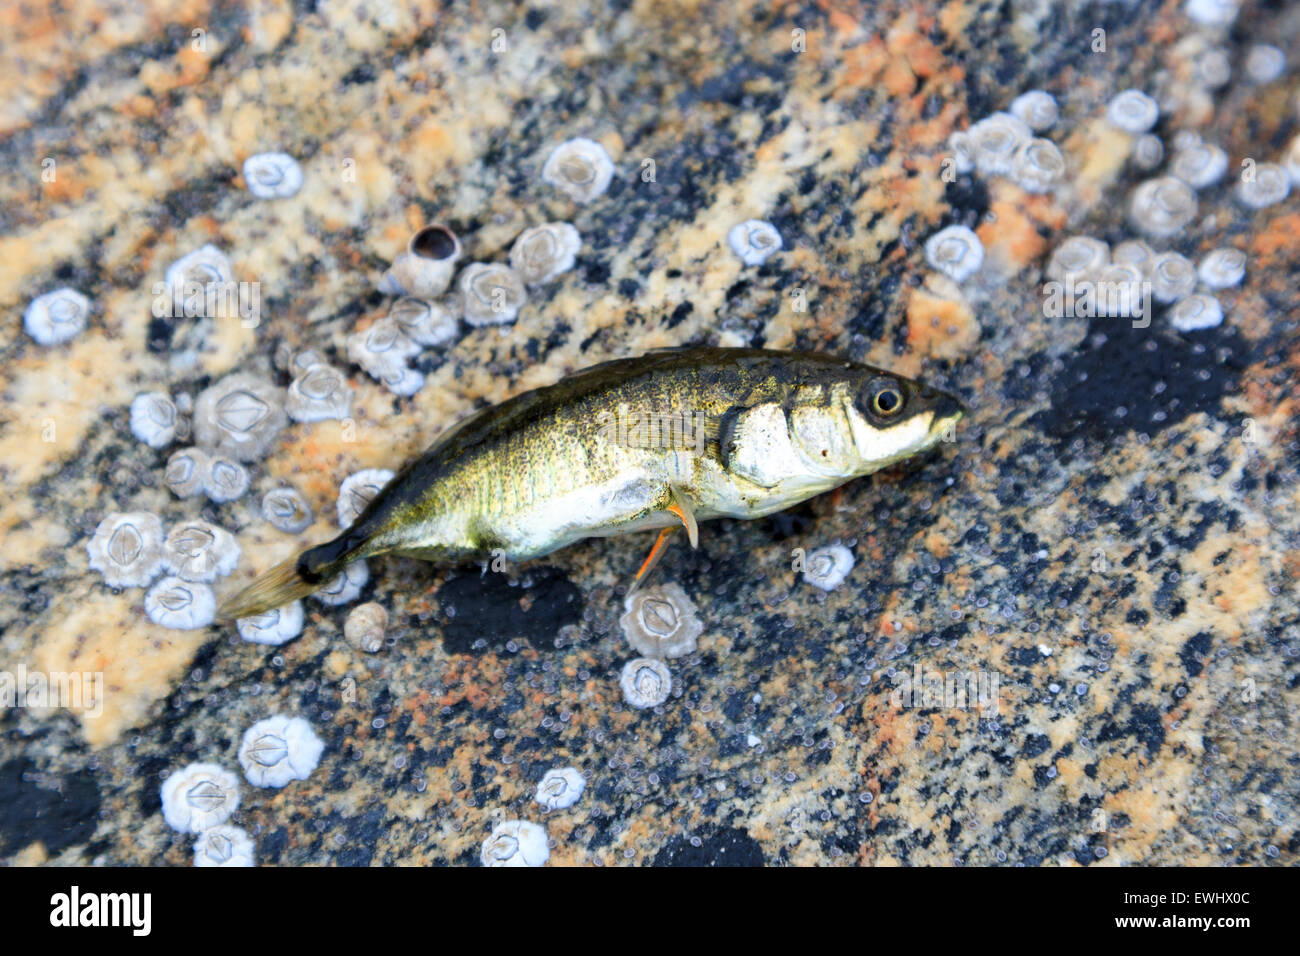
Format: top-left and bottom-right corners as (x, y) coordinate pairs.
(217, 531), (367, 621)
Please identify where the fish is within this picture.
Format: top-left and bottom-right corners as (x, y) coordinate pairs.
(217, 347), (965, 620)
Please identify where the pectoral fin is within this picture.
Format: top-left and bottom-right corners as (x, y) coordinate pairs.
(666, 486), (699, 549)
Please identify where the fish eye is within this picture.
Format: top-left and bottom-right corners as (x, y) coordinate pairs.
(866, 379), (905, 419)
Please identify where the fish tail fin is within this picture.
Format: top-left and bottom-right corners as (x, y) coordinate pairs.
(218, 531), (366, 621)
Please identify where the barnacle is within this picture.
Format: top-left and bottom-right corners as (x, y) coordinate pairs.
(1107, 90), (1159, 133)
(378, 225), (462, 298)
(1244, 45), (1285, 84)
(165, 447), (211, 498)
(193, 825), (255, 867)
(803, 544), (855, 592)
(1111, 239), (1156, 275)
(347, 317), (422, 391)
(1169, 293), (1224, 332)
(337, 469), (395, 528)
(344, 602), (388, 653)
(242, 152), (304, 199)
(1012, 137), (1065, 193)
(481, 820), (549, 867)
(458, 263), (528, 327)
(1195, 48), (1232, 89)
(313, 560), (369, 606)
(238, 714), (324, 788)
(375, 365), (426, 397)
(205, 455), (251, 504)
(129, 391), (179, 449)
(236, 601), (305, 646)
(23, 288), (89, 346)
(541, 137), (615, 203)
(1010, 90), (1058, 131)
(947, 131), (975, 174)
(1149, 252), (1197, 303)
(1093, 263), (1146, 317)
(87, 512), (165, 588)
(924, 225), (984, 282)
(161, 762), (240, 833)
(261, 486), (313, 533)
(1132, 134), (1164, 171)
(510, 222), (582, 284)
(535, 767), (586, 810)
(1046, 236), (1109, 282)
(165, 244), (233, 314)
(1128, 177), (1198, 238)
(193, 373), (288, 463)
(145, 576), (218, 629)
(1170, 142), (1228, 189)
(1236, 163), (1290, 209)
(619, 657), (672, 709)
(163, 520), (241, 583)
(968, 112), (1031, 176)
(1185, 0), (1240, 28)
(620, 583), (703, 659)
(727, 220), (784, 266)
(1197, 248), (1246, 289)
(389, 296), (458, 347)
(286, 363), (352, 423)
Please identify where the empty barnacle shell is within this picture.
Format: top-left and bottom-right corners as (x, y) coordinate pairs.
(803, 544), (855, 591)
(165, 244), (234, 314)
(347, 318), (422, 391)
(1196, 48), (1232, 89)
(1132, 134), (1164, 171)
(194, 824), (255, 867)
(1092, 263), (1146, 317)
(1236, 163), (1290, 209)
(1244, 44), (1285, 84)
(129, 391), (179, 449)
(947, 130), (975, 174)
(24, 288), (90, 346)
(924, 225), (984, 282)
(510, 221), (582, 284)
(968, 111), (1031, 176)
(344, 601), (388, 653)
(377, 364), (426, 397)
(1010, 90), (1058, 132)
(1128, 177), (1198, 238)
(458, 263), (528, 327)
(1046, 236), (1110, 281)
(1170, 142), (1228, 189)
(378, 225), (463, 298)
(238, 714), (324, 788)
(87, 512), (165, 588)
(337, 469), (395, 528)
(243, 152), (304, 199)
(145, 576), (217, 629)
(261, 486), (313, 533)
(313, 560), (369, 606)
(162, 520), (241, 583)
(160, 762), (240, 834)
(1169, 293), (1224, 332)
(236, 601), (305, 646)
(1197, 248), (1246, 289)
(1149, 252), (1198, 303)
(205, 455), (251, 504)
(1111, 239), (1156, 275)
(389, 296), (458, 347)
(193, 373), (288, 463)
(1012, 137), (1065, 193)
(1185, 0), (1240, 28)
(286, 363), (352, 423)
(481, 820), (549, 867)
(541, 137), (615, 203)
(1107, 90), (1159, 133)
(165, 447), (212, 498)
(535, 767), (585, 810)
(727, 219), (784, 266)
(619, 657), (672, 709)
(620, 583), (704, 659)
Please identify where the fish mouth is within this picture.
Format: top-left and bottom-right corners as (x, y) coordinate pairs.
(925, 391), (966, 444)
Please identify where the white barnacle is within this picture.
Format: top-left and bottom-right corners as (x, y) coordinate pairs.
(541, 137), (615, 203)
(347, 317), (421, 386)
(1093, 263), (1146, 317)
(1111, 239), (1155, 275)
(481, 820), (549, 867)
(145, 576), (217, 629)
(286, 363), (352, 423)
(1169, 293), (1224, 332)
(620, 583), (704, 659)
(193, 824), (255, 867)
(1132, 134), (1164, 171)
(1012, 137), (1065, 193)
(261, 486), (313, 533)
(727, 219), (784, 267)
(193, 373), (288, 463)
(236, 601), (305, 646)
(1197, 248), (1246, 289)
(343, 601), (388, 653)
(1010, 90), (1058, 132)
(1244, 45), (1285, 85)
(1185, 0), (1240, 27)
(376, 364), (426, 397)
(1236, 162), (1290, 209)
(165, 244), (234, 315)
(242, 152), (304, 200)
(337, 469), (395, 528)
(619, 657), (672, 709)
(129, 391), (179, 449)
(458, 263), (528, 327)
(510, 222), (583, 284)
(1046, 236), (1109, 282)
(23, 288), (89, 346)
(160, 762), (240, 833)
(389, 297), (458, 347)
(1170, 142), (1228, 189)
(313, 560), (369, 606)
(378, 225), (463, 299)
(803, 544), (855, 591)
(87, 512), (165, 588)
(205, 455), (251, 504)
(165, 447), (211, 498)
(924, 225), (984, 282)
(1128, 177), (1198, 238)
(163, 520), (240, 582)
(1149, 252), (1197, 303)
(968, 111), (1031, 176)
(1107, 90), (1159, 133)
(1196, 48), (1232, 89)
(238, 714), (324, 788)
(535, 767), (585, 810)
(947, 130), (975, 174)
